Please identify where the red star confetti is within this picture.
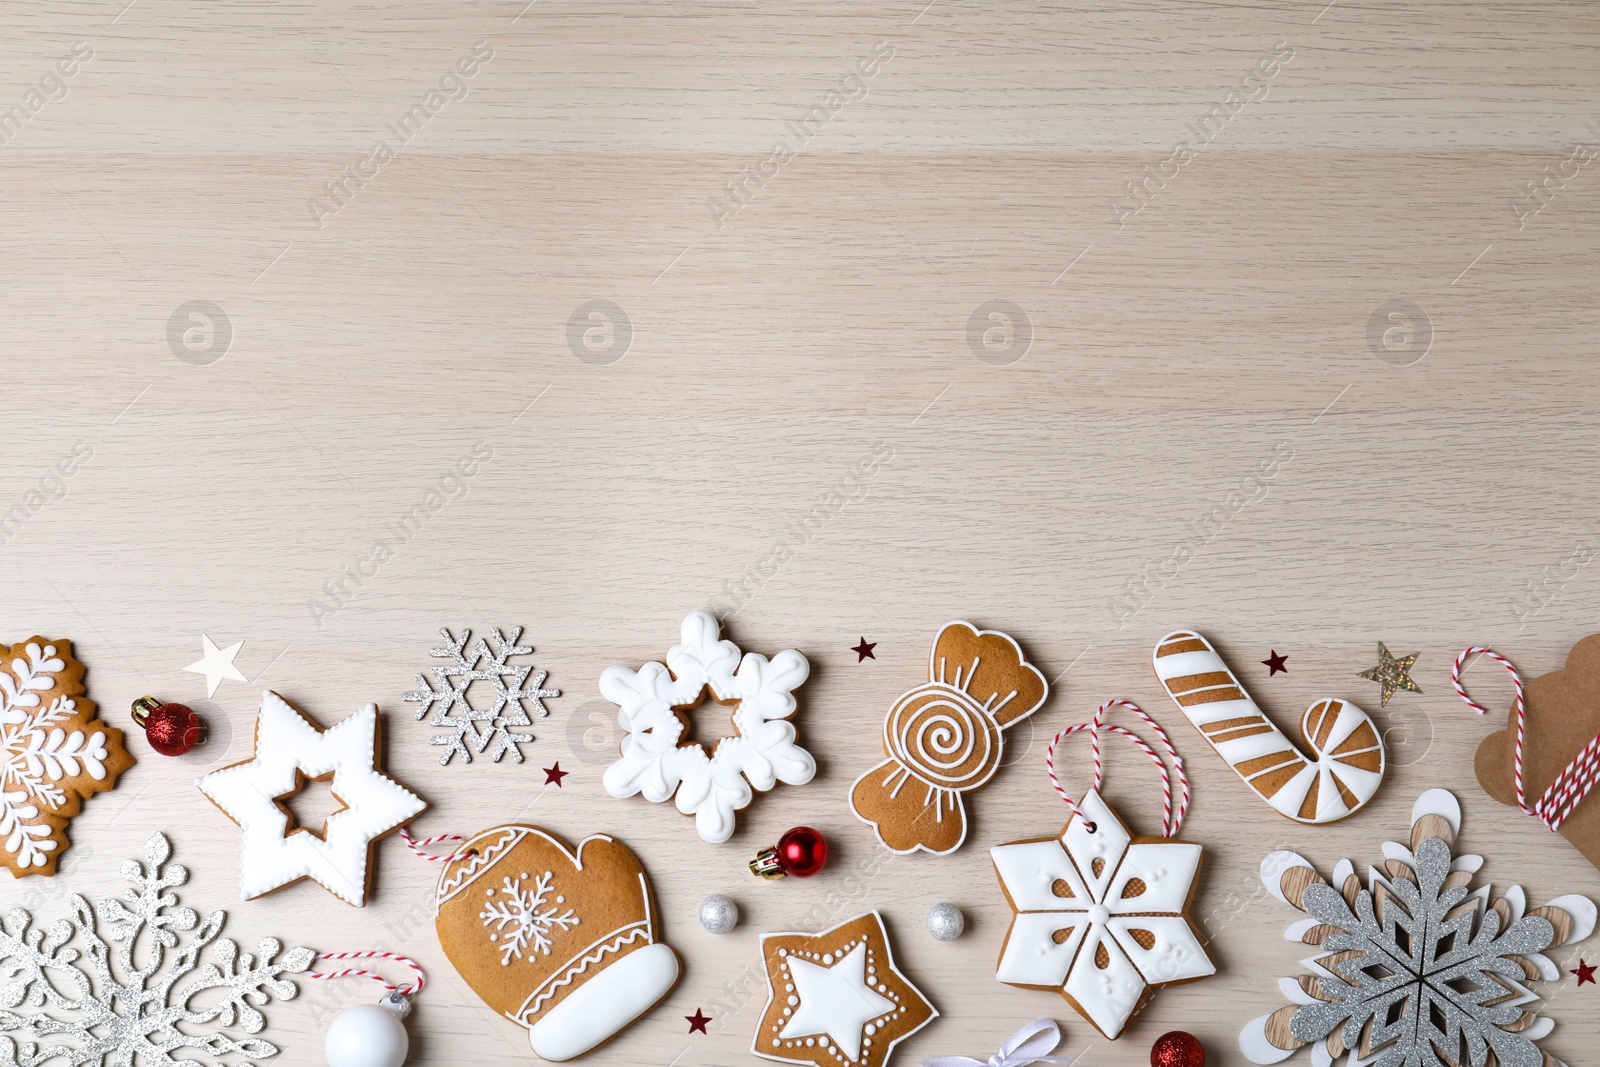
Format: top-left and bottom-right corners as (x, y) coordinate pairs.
(1574, 961), (1596, 985)
(1263, 650), (1288, 676)
(687, 1008), (711, 1034)
(543, 762), (569, 787)
(851, 638), (877, 662)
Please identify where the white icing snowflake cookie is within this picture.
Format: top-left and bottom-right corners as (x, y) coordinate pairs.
(197, 691), (426, 906)
(600, 612), (813, 843)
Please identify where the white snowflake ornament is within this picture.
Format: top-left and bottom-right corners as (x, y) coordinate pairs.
(600, 612), (814, 844)
(1242, 789), (1596, 1067)
(991, 788), (1215, 1039)
(403, 627), (559, 766)
(0, 831), (311, 1066)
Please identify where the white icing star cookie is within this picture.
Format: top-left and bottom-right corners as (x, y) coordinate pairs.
(197, 690), (425, 906)
(753, 911), (936, 1067)
(600, 612), (814, 843)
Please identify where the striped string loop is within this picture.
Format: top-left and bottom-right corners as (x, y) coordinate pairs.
(307, 950), (426, 997)
(1045, 699), (1190, 838)
(1453, 645), (1600, 832)
(399, 826), (473, 863)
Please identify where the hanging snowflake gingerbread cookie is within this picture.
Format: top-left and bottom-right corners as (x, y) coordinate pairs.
(991, 701), (1215, 1039)
(1242, 789), (1596, 1067)
(0, 637), (133, 877)
(600, 612), (813, 843)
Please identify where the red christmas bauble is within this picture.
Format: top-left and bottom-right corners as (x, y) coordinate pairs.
(143, 703), (207, 757)
(1150, 1031), (1204, 1067)
(776, 826), (828, 877)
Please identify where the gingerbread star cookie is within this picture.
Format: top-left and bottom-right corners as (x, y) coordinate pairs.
(197, 690), (425, 906)
(0, 637), (133, 877)
(753, 911), (936, 1067)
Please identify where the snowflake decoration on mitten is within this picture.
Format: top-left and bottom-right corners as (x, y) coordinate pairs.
(0, 832), (311, 1066)
(403, 627), (559, 766)
(1242, 790), (1597, 1067)
(600, 611), (814, 844)
(0, 637), (133, 878)
(480, 871), (579, 966)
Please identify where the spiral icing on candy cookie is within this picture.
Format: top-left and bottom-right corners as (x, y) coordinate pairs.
(851, 621), (1047, 855)
(1152, 631), (1384, 824)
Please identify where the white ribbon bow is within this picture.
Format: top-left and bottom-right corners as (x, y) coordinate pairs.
(922, 1019), (1073, 1067)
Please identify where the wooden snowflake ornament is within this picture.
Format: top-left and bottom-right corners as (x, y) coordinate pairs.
(0, 637), (133, 877)
(1242, 790), (1596, 1067)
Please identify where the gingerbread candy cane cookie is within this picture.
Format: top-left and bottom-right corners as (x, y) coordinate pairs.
(1152, 631), (1384, 824)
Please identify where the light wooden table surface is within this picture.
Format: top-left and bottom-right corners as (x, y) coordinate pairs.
(5, 0), (1600, 1064)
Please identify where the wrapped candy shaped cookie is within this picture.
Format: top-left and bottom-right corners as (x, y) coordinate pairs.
(851, 621), (1048, 855)
(433, 824), (680, 1061)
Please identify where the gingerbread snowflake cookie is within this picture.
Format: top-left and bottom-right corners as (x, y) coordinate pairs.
(753, 911), (936, 1067)
(0, 637), (133, 877)
(600, 611), (814, 843)
(991, 788), (1215, 1039)
(433, 824), (680, 1060)
(197, 691), (425, 906)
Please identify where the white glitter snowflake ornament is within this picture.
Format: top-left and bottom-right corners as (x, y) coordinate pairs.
(403, 627), (559, 766)
(0, 831), (311, 1066)
(1242, 789), (1597, 1067)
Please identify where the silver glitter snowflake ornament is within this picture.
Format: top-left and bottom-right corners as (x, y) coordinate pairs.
(1242, 789), (1596, 1067)
(403, 626), (559, 766)
(0, 831), (311, 1066)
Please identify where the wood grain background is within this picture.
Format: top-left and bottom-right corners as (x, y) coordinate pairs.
(4, 0), (1600, 1063)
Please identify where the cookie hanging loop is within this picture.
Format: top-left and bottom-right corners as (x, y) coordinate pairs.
(399, 826), (474, 863)
(1453, 645), (1600, 831)
(1044, 699), (1190, 837)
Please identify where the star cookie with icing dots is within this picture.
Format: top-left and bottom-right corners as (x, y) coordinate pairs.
(753, 911), (936, 1067)
(197, 690), (425, 906)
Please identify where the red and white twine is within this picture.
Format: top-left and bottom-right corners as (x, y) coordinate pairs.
(307, 950), (426, 997)
(1045, 699), (1190, 838)
(1453, 645), (1600, 832)
(399, 826), (473, 864)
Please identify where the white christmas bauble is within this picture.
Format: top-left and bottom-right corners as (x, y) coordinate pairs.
(926, 902), (964, 941)
(326, 1002), (409, 1067)
(699, 893), (739, 934)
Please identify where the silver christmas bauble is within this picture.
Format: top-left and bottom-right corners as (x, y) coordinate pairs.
(926, 902), (964, 941)
(326, 1000), (409, 1067)
(699, 893), (739, 934)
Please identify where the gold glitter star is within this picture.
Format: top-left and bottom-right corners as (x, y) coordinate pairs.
(1358, 642), (1422, 706)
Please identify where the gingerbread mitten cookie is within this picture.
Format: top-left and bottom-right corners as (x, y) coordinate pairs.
(434, 824), (680, 1061)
